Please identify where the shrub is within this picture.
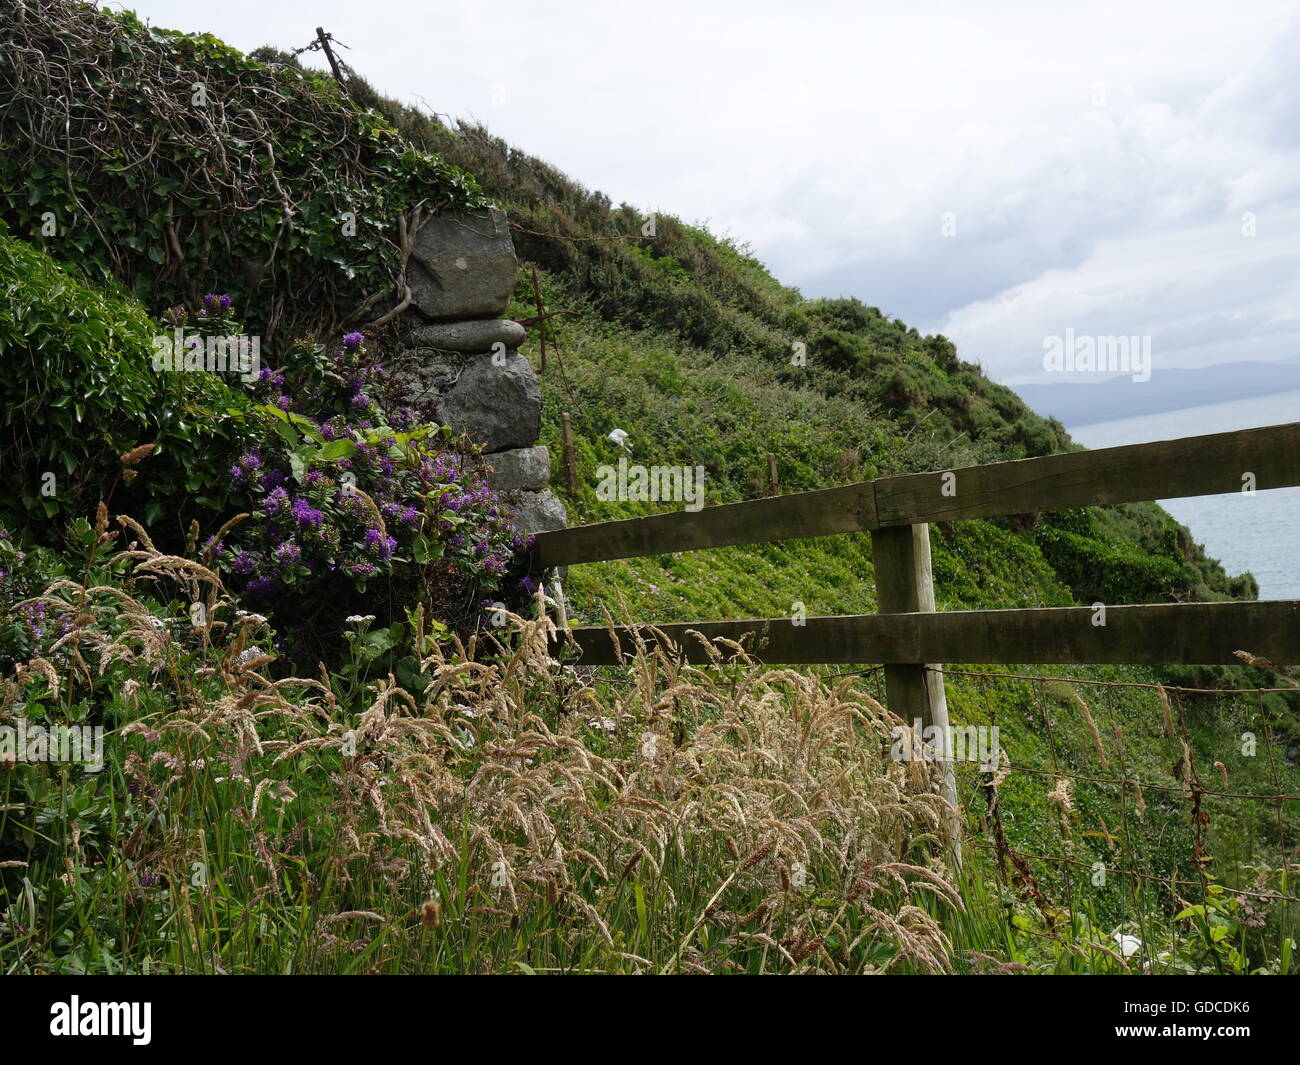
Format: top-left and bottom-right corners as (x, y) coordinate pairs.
(203, 317), (527, 657)
(0, 231), (256, 536)
(0, 3), (487, 341)
(0, 242), (529, 658)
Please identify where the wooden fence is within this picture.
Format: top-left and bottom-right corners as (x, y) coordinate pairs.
(533, 421), (1300, 809)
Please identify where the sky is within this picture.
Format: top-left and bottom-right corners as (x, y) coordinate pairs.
(114, 0), (1300, 386)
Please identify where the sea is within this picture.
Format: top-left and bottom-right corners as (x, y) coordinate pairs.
(1069, 389), (1299, 600)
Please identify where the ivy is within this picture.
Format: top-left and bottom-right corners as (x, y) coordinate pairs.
(0, 230), (256, 536)
(0, 2), (488, 342)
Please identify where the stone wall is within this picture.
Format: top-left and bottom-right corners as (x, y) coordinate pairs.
(386, 208), (567, 538)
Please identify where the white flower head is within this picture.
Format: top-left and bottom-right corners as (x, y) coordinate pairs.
(1113, 932), (1142, 957)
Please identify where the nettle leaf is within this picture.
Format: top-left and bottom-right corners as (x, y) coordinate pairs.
(395, 655), (432, 695)
(411, 533), (443, 565)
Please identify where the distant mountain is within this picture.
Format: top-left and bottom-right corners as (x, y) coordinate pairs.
(1011, 360), (1300, 428)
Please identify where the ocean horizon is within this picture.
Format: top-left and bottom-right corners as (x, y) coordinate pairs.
(1070, 388), (1300, 601)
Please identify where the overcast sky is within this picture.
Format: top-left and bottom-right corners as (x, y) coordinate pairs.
(115, 0), (1300, 386)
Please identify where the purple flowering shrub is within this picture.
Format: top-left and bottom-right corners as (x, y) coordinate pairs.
(203, 319), (529, 637)
(162, 291), (239, 339)
(0, 526), (71, 668)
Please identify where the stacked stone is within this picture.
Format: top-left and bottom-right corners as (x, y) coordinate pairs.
(387, 207), (567, 536)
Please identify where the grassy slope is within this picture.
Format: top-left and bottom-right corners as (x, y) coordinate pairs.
(0, 20), (1290, 966)
(2, 18), (1289, 972)
(343, 86), (1299, 930)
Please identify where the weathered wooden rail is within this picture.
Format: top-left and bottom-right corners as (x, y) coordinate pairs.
(537, 421), (1300, 567)
(533, 421), (1300, 837)
(534, 420), (1300, 813)
(536, 419), (1300, 668)
(560, 601), (1300, 667)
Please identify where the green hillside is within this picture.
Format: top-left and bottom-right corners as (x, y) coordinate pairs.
(0, 6), (1294, 974)
(347, 80), (1300, 956)
(342, 89), (1259, 616)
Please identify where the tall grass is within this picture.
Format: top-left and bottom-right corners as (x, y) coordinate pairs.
(4, 517), (1293, 974)
(1, 523), (959, 973)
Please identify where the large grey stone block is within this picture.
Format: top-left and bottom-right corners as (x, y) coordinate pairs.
(386, 349), (541, 452)
(407, 207), (518, 320)
(511, 489), (567, 536)
(386, 348), (459, 408)
(482, 446), (550, 492)
(406, 318), (526, 354)
(435, 351), (541, 452)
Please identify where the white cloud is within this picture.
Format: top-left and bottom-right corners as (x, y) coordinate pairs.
(941, 208), (1300, 381)
(113, 0), (1300, 383)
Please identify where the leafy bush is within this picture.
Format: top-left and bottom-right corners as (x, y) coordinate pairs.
(0, 231), (256, 535)
(0, 2), (487, 340)
(0, 233), (527, 656)
(173, 309), (530, 656)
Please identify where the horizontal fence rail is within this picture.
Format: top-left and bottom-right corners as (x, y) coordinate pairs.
(534, 420), (1300, 567)
(559, 600), (1300, 666)
(536, 482), (875, 568)
(538, 419), (1300, 833)
(872, 419), (1300, 526)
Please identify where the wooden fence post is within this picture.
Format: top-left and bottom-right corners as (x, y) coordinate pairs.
(314, 28), (348, 89)
(767, 453), (779, 496)
(561, 413), (577, 493)
(869, 523), (962, 864)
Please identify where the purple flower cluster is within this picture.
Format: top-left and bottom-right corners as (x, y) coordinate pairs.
(291, 498), (324, 528)
(1, 529), (77, 665)
(363, 527), (398, 560)
(213, 328), (523, 602)
(263, 487), (288, 516)
(196, 292), (234, 320)
(273, 541), (301, 565)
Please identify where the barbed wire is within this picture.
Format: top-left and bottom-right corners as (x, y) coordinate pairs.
(929, 665), (1300, 695)
(966, 841), (1300, 905)
(971, 759), (1300, 803)
(939, 664), (1300, 950)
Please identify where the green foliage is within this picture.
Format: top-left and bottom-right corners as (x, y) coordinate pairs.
(0, 233), (523, 658)
(0, 3), (486, 341)
(944, 856), (1295, 974)
(0, 231), (256, 536)
(1033, 504), (1257, 606)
